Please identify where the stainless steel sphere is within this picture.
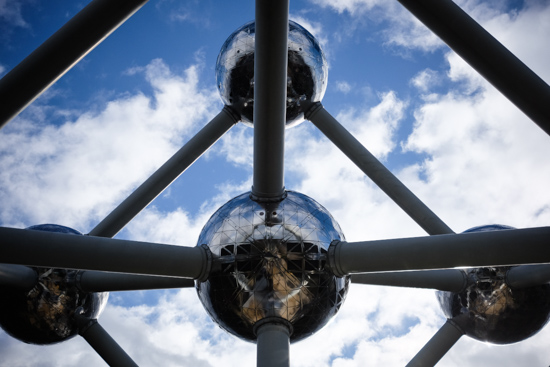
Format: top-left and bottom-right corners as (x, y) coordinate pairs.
(0, 224), (108, 345)
(437, 224), (550, 344)
(216, 20), (328, 128)
(195, 191), (348, 342)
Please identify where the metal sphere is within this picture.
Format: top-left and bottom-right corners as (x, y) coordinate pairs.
(0, 224), (108, 345)
(195, 191), (348, 342)
(437, 224), (550, 344)
(216, 20), (328, 128)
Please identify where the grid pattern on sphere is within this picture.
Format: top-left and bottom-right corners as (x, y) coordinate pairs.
(196, 191), (348, 342)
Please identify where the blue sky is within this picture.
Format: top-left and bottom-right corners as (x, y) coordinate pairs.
(1, 0), (550, 366)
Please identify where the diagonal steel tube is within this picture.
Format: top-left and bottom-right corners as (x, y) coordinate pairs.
(89, 107), (238, 238)
(0, 263), (37, 290)
(0, 226), (210, 280)
(329, 227), (550, 276)
(0, 0), (148, 129)
(306, 103), (453, 236)
(405, 319), (464, 367)
(77, 316), (138, 367)
(397, 0), (550, 137)
(251, 0), (289, 200)
(351, 269), (467, 292)
(77, 271), (195, 292)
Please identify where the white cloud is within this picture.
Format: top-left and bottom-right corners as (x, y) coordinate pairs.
(335, 81), (352, 93)
(0, 0), (28, 28)
(0, 58), (219, 231)
(410, 68), (440, 92)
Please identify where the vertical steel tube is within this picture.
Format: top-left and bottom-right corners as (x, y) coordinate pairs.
(251, 0), (289, 200)
(506, 264), (550, 289)
(0, 0), (149, 128)
(351, 269), (467, 292)
(0, 264), (37, 289)
(307, 103), (453, 236)
(89, 107), (238, 238)
(397, 0), (550, 137)
(255, 320), (291, 367)
(77, 316), (138, 367)
(406, 319), (464, 367)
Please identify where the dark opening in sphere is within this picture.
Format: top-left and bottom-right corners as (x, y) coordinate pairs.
(196, 191), (348, 342)
(437, 224), (550, 344)
(0, 224), (108, 345)
(216, 20), (328, 128)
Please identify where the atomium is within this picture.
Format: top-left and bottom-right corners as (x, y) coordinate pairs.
(0, 224), (108, 345)
(0, 0), (549, 366)
(196, 191), (348, 342)
(216, 20), (328, 128)
(437, 225), (550, 344)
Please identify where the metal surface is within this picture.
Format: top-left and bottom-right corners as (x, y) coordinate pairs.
(507, 264), (550, 289)
(306, 102), (454, 236)
(255, 319), (291, 367)
(196, 191), (349, 342)
(0, 226), (209, 279)
(0, 224), (108, 345)
(0, 264), (37, 290)
(251, 0), (289, 200)
(216, 20), (328, 127)
(89, 107), (239, 238)
(0, 0), (148, 128)
(77, 315), (138, 367)
(351, 269), (467, 292)
(397, 0), (550, 137)
(405, 319), (464, 367)
(329, 226), (550, 276)
(438, 267), (550, 344)
(77, 271), (195, 292)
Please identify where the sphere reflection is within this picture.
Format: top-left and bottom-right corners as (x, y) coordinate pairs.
(216, 20), (328, 128)
(196, 191), (348, 342)
(437, 224), (550, 344)
(0, 224), (108, 345)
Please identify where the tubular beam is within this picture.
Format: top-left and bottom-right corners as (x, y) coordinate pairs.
(77, 271), (195, 292)
(251, 0), (289, 200)
(77, 317), (138, 367)
(306, 103), (453, 236)
(255, 319), (291, 367)
(351, 269), (467, 292)
(0, 264), (37, 289)
(0, 0), (148, 128)
(0, 226), (209, 279)
(506, 264), (550, 289)
(329, 227), (550, 276)
(406, 319), (464, 367)
(89, 107), (238, 238)
(398, 0), (550, 137)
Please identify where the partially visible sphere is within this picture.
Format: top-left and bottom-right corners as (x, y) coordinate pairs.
(216, 20), (328, 128)
(0, 224), (108, 345)
(437, 224), (550, 344)
(196, 191), (348, 342)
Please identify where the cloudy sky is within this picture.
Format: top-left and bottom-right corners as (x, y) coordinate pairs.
(1, 0), (550, 366)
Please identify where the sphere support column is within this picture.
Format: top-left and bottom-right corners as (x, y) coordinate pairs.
(255, 319), (292, 367)
(251, 0), (289, 200)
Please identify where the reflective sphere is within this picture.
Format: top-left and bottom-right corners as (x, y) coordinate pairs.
(437, 224), (550, 344)
(0, 224), (108, 345)
(216, 20), (328, 128)
(196, 191), (348, 342)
